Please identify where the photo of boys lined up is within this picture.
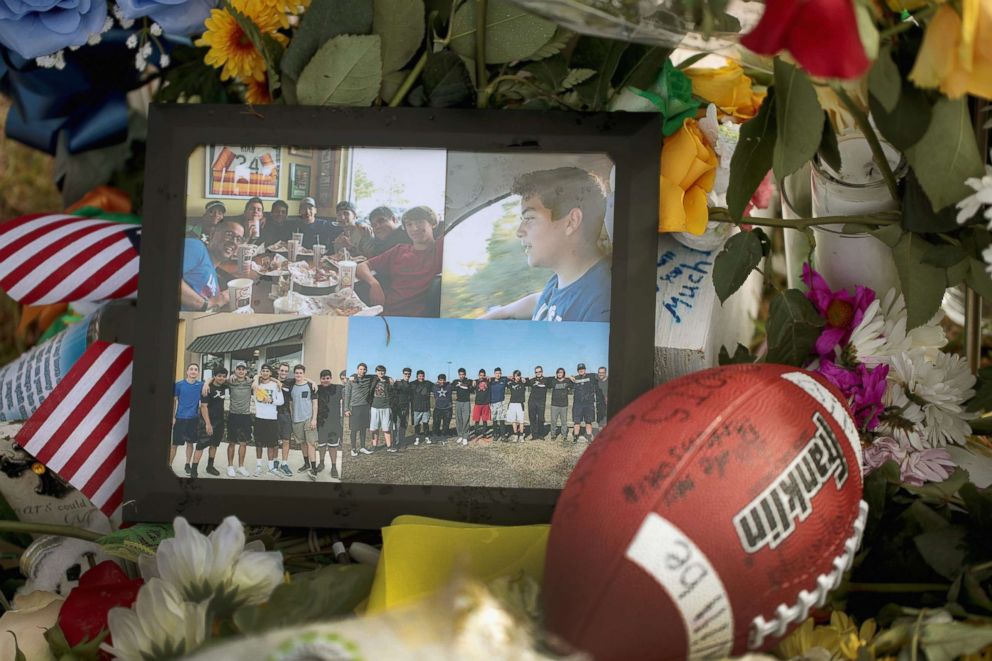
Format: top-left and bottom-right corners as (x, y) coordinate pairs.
(171, 359), (608, 485)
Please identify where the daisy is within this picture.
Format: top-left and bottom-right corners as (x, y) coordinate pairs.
(104, 578), (209, 660)
(196, 0), (289, 82)
(956, 152), (992, 225)
(863, 436), (907, 473)
(900, 447), (957, 486)
(848, 289), (946, 366)
(802, 264), (875, 359)
(885, 350), (975, 448)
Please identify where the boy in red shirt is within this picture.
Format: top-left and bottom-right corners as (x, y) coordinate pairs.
(356, 206), (442, 317)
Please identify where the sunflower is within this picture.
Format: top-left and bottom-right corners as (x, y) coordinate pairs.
(196, 0), (288, 83)
(244, 77), (273, 104)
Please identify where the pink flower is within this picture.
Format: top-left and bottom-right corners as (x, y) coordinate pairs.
(864, 437), (907, 474)
(900, 448), (957, 486)
(816, 361), (888, 431)
(802, 263), (876, 358)
(743, 171), (775, 217)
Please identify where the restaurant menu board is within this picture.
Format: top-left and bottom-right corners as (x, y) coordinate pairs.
(206, 145), (281, 200)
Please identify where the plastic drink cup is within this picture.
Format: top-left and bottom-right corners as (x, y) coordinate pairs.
(312, 244), (326, 268)
(337, 260), (356, 291)
(227, 278), (254, 311)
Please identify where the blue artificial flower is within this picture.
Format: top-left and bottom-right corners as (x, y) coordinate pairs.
(0, 0), (108, 59)
(116, 0), (216, 35)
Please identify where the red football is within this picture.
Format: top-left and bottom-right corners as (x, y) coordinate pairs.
(544, 364), (867, 660)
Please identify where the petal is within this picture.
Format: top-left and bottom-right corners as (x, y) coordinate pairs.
(227, 551), (283, 605)
(157, 518), (211, 594)
(207, 516), (246, 585)
(149, 0), (214, 34)
(740, 0), (802, 55)
(683, 186), (710, 235)
(659, 176), (688, 232)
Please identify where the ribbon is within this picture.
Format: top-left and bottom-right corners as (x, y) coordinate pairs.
(0, 30), (187, 155)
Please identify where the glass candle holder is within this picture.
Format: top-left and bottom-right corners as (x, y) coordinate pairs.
(811, 133), (907, 296)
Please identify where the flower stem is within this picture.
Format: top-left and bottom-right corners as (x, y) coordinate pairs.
(879, 6), (936, 40)
(845, 582), (950, 593)
(832, 85), (902, 204)
(0, 521), (103, 542)
(388, 51), (429, 108)
(474, 0), (488, 103)
(708, 208), (900, 229)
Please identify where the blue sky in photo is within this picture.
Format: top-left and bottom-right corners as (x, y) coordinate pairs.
(345, 317), (609, 379)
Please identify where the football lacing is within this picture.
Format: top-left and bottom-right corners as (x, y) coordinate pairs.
(748, 500), (869, 649)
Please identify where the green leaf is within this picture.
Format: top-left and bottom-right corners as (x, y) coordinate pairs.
(966, 258), (992, 301)
(765, 289), (825, 366)
(614, 44), (671, 92)
(96, 523), (174, 562)
(374, 0), (424, 73)
(713, 231), (764, 303)
(44, 624), (106, 660)
(526, 28), (573, 61)
(448, 0), (557, 64)
(959, 482), (992, 529)
(920, 621), (992, 661)
(281, 0), (373, 92)
(871, 223), (903, 248)
(922, 242), (968, 268)
(297, 34), (383, 106)
(575, 39), (627, 111)
(819, 118), (841, 173)
(913, 525), (968, 581)
(422, 51), (474, 107)
(868, 45), (900, 113)
(870, 83), (932, 151)
(719, 343), (756, 365)
(233, 564), (374, 633)
(947, 258), (970, 287)
(561, 68), (596, 90)
(892, 232), (946, 329)
(380, 69), (407, 103)
(727, 90), (776, 220)
(522, 56), (567, 90)
(772, 58), (823, 180)
(904, 468), (970, 501)
(901, 170), (961, 233)
(905, 97), (986, 211)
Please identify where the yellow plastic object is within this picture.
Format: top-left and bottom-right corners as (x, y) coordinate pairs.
(366, 515), (550, 613)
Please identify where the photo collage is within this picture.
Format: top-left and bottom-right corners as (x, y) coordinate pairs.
(175, 144), (614, 489)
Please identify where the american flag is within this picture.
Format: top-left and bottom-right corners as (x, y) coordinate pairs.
(0, 213), (141, 305)
(15, 342), (133, 517)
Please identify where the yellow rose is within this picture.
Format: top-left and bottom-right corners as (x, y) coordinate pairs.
(910, 0), (992, 100)
(684, 62), (767, 120)
(660, 118), (718, 235)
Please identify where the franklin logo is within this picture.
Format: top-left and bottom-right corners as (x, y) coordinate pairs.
(733, 413), (849, 553)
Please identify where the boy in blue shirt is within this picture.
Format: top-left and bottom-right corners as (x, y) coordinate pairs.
(171, 363), (204, 475)
(180, 220), (245, 311)
(480, 167), (611, 323)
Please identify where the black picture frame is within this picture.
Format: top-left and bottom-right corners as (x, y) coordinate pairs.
(129, 104), (661, 529)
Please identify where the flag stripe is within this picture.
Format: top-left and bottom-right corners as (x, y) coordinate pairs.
(24, 238), (134, 304)
(21, 344), (130, 458)
(58, 390), (131, 482)
(16, 342), (132, 517)
(10, 230), (131, 302)
(0, 214), (77, 261)
(0, 218), (119, 280)
(33, 356), (132, 470)
(0, 214), (141, 305)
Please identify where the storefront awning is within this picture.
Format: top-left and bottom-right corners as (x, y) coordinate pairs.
(187, 317), (311, 354)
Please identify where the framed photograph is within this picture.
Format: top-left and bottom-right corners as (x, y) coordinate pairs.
(288, 163), (311, 200)
(204, 145), (282, 200)
(132, 105), (660, 529)
(288, 147), (313, 157)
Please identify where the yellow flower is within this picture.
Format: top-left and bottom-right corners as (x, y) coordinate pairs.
(195, 0), (288, 83)
(660, 118), (717, 234)
(909, 0), (992, 100)
(684, 61), (767, 120)
(256, 0), (310, 28)
(244, 77), (273, 104)
(814, 77), (869, 133)
(777, 613), (878, 660)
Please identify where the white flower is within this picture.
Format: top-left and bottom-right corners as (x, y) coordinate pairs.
(141, 516), (283, 607)
(126, 34), (138, 49)
(849, 289), (946, 366)
(884, 350), (975, 448)
(159, 53), (170, 68)
(956, 156), (992, 225)
(104, 578), (209, 661)
(149, 22), (163, 36)
(900, 447), (958, 486)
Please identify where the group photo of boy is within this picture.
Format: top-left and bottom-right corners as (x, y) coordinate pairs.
(170, 358), (608, 487)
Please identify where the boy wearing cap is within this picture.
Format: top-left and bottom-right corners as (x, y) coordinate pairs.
(356, 206), (443, 317)
(411, 370), (434, 445)
(570, 363), (597, 443)
(187, 200), (226, 238)
(297, 197), (339, 248)
(480, 168), (610, 322)
(433, 374), (453, 442)
(253, 364), (284, 475)
(226, 363), (254, 477)
(333, 201), (375, 257)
